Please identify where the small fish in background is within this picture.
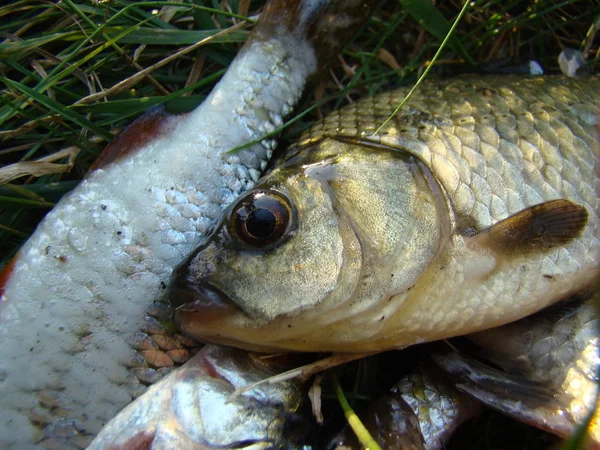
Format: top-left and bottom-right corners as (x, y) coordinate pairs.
(0, 0), (379, 447)
(327, 363), (481, 450)
(88, 345), (313, 450)
(173, 75), (599, 354)
(433, 292), (600, 448)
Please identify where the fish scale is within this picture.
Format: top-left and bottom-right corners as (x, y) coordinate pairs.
(299, 76), (598, 227)
(435, 293), (600, 445)
(0, 0), (381, 446)
(296, 78), (599, 291)
(176, 75), (599, 353)
(332, 78), (598, 332)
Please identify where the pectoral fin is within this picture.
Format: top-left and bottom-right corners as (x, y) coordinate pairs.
(431, 352), (575, 438)
(467, 199), (588, 254)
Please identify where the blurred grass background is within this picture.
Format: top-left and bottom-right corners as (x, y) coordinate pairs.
(1, 0), (599, 447)
(1, 0), (599, 264)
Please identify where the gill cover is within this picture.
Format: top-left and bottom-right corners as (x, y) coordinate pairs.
(171, 138), (449, 352)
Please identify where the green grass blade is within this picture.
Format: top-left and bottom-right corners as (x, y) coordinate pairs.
(0, 195), (54, 209)
(400, 0), (475, 65)
(98, 27), (249, 45)
(374, 0), (472, 134)
(1, 77), (114, 141)
(333, 376), (382, 450)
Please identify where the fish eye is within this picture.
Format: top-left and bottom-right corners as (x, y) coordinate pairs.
(229, 189), (295, 249)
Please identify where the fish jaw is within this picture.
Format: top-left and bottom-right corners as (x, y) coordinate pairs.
(88, 345), (311, 450)
(0, 0), (380, 446)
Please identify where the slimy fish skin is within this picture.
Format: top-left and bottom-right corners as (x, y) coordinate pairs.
(174, 75), (599, 353)
(434, 292), (600, 447)
(327, 363), (480, 450)
(89, 345), (313, 450)
(0, 0), (377, 447)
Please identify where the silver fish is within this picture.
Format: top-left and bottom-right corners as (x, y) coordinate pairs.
(434, 292), (600, 447)
(327, 363), (481, 450)
(0, 1), (377, 447)
(173, 75), (600, 353)
(89, 345), (312, 450)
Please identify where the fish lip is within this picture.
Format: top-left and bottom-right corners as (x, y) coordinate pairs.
(169, 272), (241, 328)
(170, 279), (236, 312)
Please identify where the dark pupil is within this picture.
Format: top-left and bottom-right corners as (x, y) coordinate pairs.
(246, 208), (276, 238)
(230, 190), (293, 249)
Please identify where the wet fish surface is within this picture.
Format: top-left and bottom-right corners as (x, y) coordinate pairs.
(327, 362), (480, 450)
(434, 292), (600, 447)
(89, 345), (313, 450)
(0, 0), (378, 447)
(174, 75), (600, 353)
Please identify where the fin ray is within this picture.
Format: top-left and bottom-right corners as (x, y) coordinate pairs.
(467, 199), (588, 254)
(432, 352), (576, 438)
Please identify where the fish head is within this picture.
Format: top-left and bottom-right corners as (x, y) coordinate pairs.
(89, 345), (313, 449)
(170, 138), (449, 352)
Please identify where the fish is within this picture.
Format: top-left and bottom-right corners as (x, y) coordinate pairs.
(433, 291), (600, 447)
(172, 75), (600, 353)
(88, 345), (313, 450)
(0, 0), (378, 447)
(327, 362), (481, 450)
(90, 350), (480, 450)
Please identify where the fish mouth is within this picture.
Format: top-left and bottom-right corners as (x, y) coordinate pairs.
(170, 271), (240, 326)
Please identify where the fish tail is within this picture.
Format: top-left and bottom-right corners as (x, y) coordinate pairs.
(253, 0), (378, 76)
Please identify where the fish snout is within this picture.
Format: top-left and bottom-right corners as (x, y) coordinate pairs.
(170, 263), (239, 326)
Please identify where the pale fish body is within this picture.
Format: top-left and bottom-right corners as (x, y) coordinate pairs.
(174, 76), (600, 353)
(88, 345), (312, 450)
(434, 292), (600, 447)
(0, 1), (377, 447)
(327, 363), (480, 450)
